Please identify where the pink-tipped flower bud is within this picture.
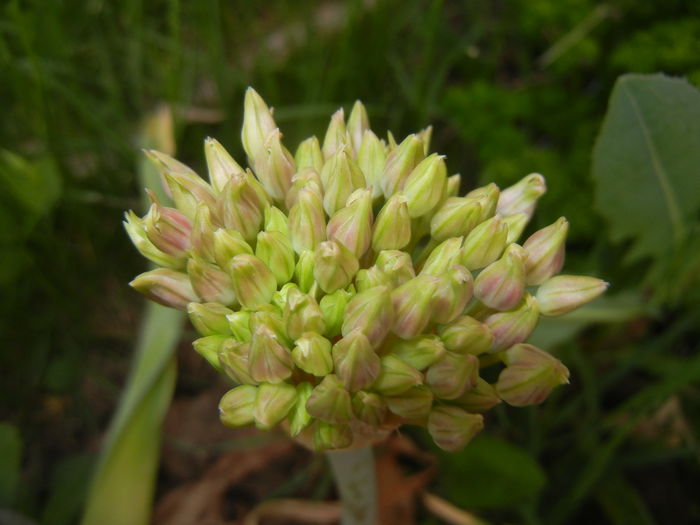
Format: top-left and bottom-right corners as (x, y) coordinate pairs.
(143, 201), (192, 258)
(373, 355), (423, 396)
(453, 377), (502, 412)
(319, 288), (352, 338)
(358, 129), (387, 199)
(523, 217), (569, 285)
(385, 386), (434, 420)
(248, 324), (293, 383)
(295, 136), (324, 173)
(375, 250), (415, 287)
(288, 382), (314, 437)
(420, 237), (463, 276)
(190, 204), (218, 261)
(354, 266), (392, 293)
(217, 339), (256, 385)
(228, 254), (277, 309)
(372, 194), (411, 251)
(295, 250), (316, 293)
(426, 352), (479, 400)
(123, 211), (184, 269)
(292, 332), (333, 377)
(381, 134), (424, 197)
(321, 147), (366, 216)
(342, 285), (394, 347)
(204, 137), (245, 192)
(461, 215), (509, 270)
(219, 385), (257, 427)
(241, 87), (277, 168)
(464, 182), (499, 222)
(255, 231), (295, 286)
(437, 315), (494, 356)
(327, 188), (373, 258)
(428, 406), (484, 452)
(254, 382), (298, 430)
(433, 265), (474, 324)
(130, 268), (199, 310)
(288, 187), (327, 254)
(187, 302), (233, 336)
(217, 172), (265, 242)
(536, 275), (609, 316)
(392, 335), (446, 371)
(496, 343), (570, 406)
(391, 275), (440, 339)
(227, 310), (252, 342)
(352, 391), (387, 427)
(497, 173), (547, 219)
(482, 293), (540, 352)
(430, 197), (483, 241)
(474, 244), (527, 311)
(306, 374), (353, 422)
(313, 240), (359, 293)
(332, 329), (381, 392)
(284, 288), (326, 341)
(161, 170), (217, 220)
(187, 257), (237, 306)
(256, 128), (295, 202)
(212, 228), (253, 269)
(285, 168), (323, 209)
(402, 154), (448, 218)
(322, 108), (346, 160)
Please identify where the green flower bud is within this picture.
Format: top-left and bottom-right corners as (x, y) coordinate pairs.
(375, 250), (416, 287)
(373, 355), (423, 396)
(417, 125), (433, 155)
(212, 228), (253, 269)
(322, 108), (346, 160)
(204, 137), (245, 192)
(426, 352), (479, 400)
(354, 266), (392, 293)
(144, 148), (197, 178)
(319, 288), (352, 337)
(347, 100), (370, 154)
(285, 169), (323, 209)
(502, 212), (529, 244)
(218, 339), (256, 384)
(332, 329), (381, 392)
(391, 335), (446, 370)
(461, 215), (509, 270)
(123, 211), (184, 269)
(256, 128), (295, 202)
(294, 250), (316, 293)
(248, 324), (293, 383)
(433, 265), (473, 324)
(241, 87), (277, 167)
(256, 231), (295, 286)
(314, 421), (352, 451)
(292, 332), (333, 376)
(452, 377), (501, 412)
(438, 315), (493, 356)
(497, 173), (546, 219)
(306, 374), (353, 422)
(496, 343), (570, 406)
(217, 172), (265, 242)
(284, 288), (326, 341)
(327, 188), (373, 258)
(381, 134), (424, 198)
(357, 130), (386, 199)
(143, 201), (192, 258)
(446, 174), (461, 197)
(523, 217), (568, 286)
(264, 205), (289, 236)
(420, 237), (463, 276)
(536, 275), (609, 316)
(249, 304), (289, 338)
(254, 382), (298, 429)
(188, 302), (233, 336)
(482, 293), (539, 352)
(295, 136), (324, 173)
(288, 188), (327, 254)
(187, 257), (236, 305)
(190, 204), (218, 261)
(464, 182), (499, 222)
(428, 406), (483, 452)
(161, 170), (218, 220)
(313, 240), (359, 293)
(192, 335), (228, 372)
(385, 385), (433, 420)
(288, 382), (314, 437)
(372, 194), (411, 251)
(321, 147), (366, 216)
(342, 286), (394, 347)
(473, 244), (527, 311)
(430, 197), (482, 241)
(227, 310), (252, 342)
(228, 254), (277, 309)
(219, 385), (257, 427)
(130, 268), (199, 310)
(402, 154), (448, 218)
(352, 391), (387, 426)
(391, 275), (440, 339)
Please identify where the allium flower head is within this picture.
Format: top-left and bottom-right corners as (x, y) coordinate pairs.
(125, 88), (608, 451)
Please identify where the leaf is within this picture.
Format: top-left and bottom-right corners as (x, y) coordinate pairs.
(592, 73), (700, 262)
(0, 422), (22, 507)
(42, 454), (94, 525)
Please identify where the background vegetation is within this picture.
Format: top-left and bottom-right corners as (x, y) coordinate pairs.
(1, 1), (700, 524)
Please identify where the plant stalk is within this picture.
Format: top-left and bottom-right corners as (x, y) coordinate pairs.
(326, 446), (377, 525)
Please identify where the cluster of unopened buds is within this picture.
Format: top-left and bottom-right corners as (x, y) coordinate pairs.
(125, 88), (608, 452)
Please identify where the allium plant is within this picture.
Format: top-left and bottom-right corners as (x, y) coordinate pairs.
(125, 89), (606, 520)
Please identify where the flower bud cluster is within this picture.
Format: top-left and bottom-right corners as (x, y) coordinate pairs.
(125, 88), (608, 452)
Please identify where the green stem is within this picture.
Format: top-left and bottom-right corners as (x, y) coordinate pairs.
(326, 446), (378, 525)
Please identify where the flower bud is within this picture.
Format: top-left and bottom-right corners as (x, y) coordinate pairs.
(264, 205), (289, 236)
(219, 385), (257, 427)
(385, 386), (433, 420)
(523, 217), (568, 285)
(188, 302), (233, 336)
(321, 147), (366, 216)
(306, 374), (353, 422)
(187, 257), (237, 305)
(482, 293), (539, 352)
(327, 188), (373, 257)
(433, 265), (473, 324)
(347, 100), (370, 154)
(430, 197), (482, 241)
(288, 382), (314, 437)
(342, 286), (394, 347)
(497, 173), (546, 219)
(352, 391), (387, 426)
(295, 250), (316, 293)
(313, 240), (359, 293)
(446, 174), (461, 197)
(218, 339), (256, 384)
(285, 168), (323, 209)
(453, 377), (501, 412)
(438, 315), (493, 356)
(256, 129), (295, 201)
(474, 244), (526, 311)
(123, 211), (184, 269)
(227, 310), (252, 342)
(254, 382), (298, 429)
(391, 275), (440, 339)
(354, 266), (392, 292)
(417, 125), (433, 154)
(381, 134), (424, 197)
(190, 204), (218, 261)
(375, 250), (415, 287)
(314, 421), (352, 451)
(373, 355), (423, 396)
(332, 330), (381, 392)
(228, 254), (277, 309)
(502, 212), (529, 244)
(256, 231), (295, 286)
(461, 215), (508, 270)
(248, 324), (293, 383)
(204, 137), (245, 192)
(372, 194), (411, 251)
(392, 335), (446, 370)
(536, 275), (609, 316)
(284, 288), (326, 340)
(496, 344), (570, 406)
(212, 228), (253, 269)
(192, 335), (227, 372)
(319, 288), (352, 337)
(144, 148), (197, 179)
(241, 87), (277, 167)
(130, 269), (199, 310)
(420, 237), (463, 276)
(217, 172), (265, 242)
(143, 201), (192, 258)
(249, 306), (291, 344)
(428, 406), (483, 452)
(295, 136), (324, 173)
(288, 188), (327, 254)
(358, 130), (386, 199)
(426, 352), (479, 400)
(322, 108), (346, 160)
(465, 182), (499, 222)
(161, 170), (217, 220)
(292, 332), (333, 376)
(402, 154), (448, 218)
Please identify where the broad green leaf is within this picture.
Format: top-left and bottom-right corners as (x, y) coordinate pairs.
(592, 73), (700, 261)
(0, 422), (22, 506)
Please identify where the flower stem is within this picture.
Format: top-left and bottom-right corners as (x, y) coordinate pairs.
(326, 446), (377, 525)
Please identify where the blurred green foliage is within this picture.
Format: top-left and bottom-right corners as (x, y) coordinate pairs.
(1, 0), (700, 524)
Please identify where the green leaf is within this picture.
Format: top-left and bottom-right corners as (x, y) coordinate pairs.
(0, 422), (22, 507)
(592, 73), (700, 261)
